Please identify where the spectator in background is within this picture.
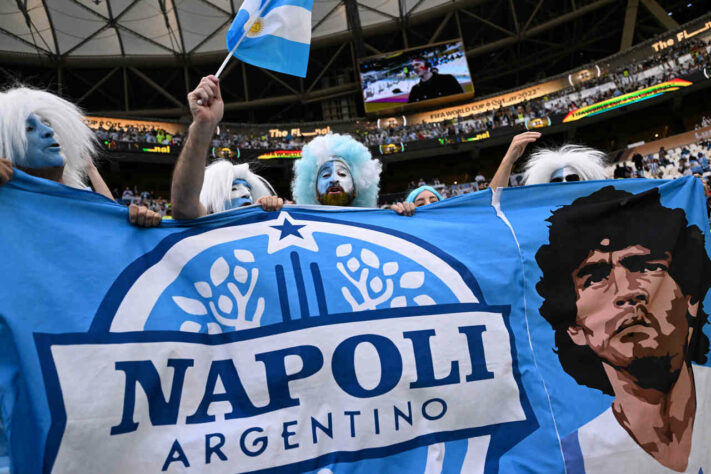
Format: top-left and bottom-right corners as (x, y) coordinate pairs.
(632, 152), (645, 177)
(407, 186), (443, 207)
(121, 187), (134, 205)
(659, 146), (670, 166)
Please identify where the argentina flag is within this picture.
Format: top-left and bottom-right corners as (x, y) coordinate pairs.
(227, 0), (313, 77)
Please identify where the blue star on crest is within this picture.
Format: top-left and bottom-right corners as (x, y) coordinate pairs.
(271, 219), (306, 240)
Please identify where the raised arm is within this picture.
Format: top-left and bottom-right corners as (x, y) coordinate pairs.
(490, 131), (541, 190)
(85, 160), (114, 200)
(0, 158), (13, 186)
(171, 75), (223, 219)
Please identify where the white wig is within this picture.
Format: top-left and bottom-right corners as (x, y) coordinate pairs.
(292, 133), (381, 207)
(523, 144), (609, 185)
(0, 86), (95, 188)
(199, 160), (276, 214)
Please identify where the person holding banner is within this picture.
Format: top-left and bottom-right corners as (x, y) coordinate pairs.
(291, 132), (382, 207)
(389, 186), (440, 216)
(523, 144), (608, 184)
(536, 186), (711, 473)
(200, 159), (279, 213)
(391, 131), (542, 216)
(0, 86), (161, 227)
(171, 76), (283, 219)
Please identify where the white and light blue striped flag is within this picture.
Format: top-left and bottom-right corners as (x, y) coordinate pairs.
(226, 0), (313, 77)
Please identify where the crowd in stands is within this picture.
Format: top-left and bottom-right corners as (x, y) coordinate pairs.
(115, 186), (171, 217)
(697, 115), (711, 129)
(88, 38), (709, 154)
(611, 137), (711, 217)
(612, 139), (711, 180)
(92, 123), (184, 147)
(360, 39), (710, 147)
(379, 174), (490, 205)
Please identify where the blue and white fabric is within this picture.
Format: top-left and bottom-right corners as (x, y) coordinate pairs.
(0, 171), (710, 473)
(227, 0), (313, 77)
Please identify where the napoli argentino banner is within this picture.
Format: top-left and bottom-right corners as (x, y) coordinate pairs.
(562, 78), (692, 123)
(1, 172), (710, 473)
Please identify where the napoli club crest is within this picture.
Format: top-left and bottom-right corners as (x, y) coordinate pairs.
(37, 211), (536, 473)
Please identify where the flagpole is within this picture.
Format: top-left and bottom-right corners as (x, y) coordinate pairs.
(197, 0), (274, 104)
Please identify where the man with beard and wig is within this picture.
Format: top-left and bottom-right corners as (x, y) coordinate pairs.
(0, 86), (161, 226)
(536, 186), (711, 473)
(171, 76), (283, 219)
(291, 133), (381, 208)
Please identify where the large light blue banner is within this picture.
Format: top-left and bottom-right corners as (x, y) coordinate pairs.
(1, 171), (710, 473)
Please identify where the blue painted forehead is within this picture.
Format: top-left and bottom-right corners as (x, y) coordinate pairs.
(232, 179), (251, 189)
(318, 157), (351, 171)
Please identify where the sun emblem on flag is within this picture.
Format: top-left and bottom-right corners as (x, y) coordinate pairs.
(249, 18), (263, 35)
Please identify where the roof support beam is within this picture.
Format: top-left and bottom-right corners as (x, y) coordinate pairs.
(307, 42), (347, 93)
(459, 9), (514, 36)
(620, 0), (639, 51)
(312, 2), (343, 32)
(78, 67), (120, 104)
(99, 83), (360, 117)
(345, 0), (365, 58)
(429, 11), (453, 44)
(522, 0), (544, 33)
(123, 67), (129, 111)
(508, 0), (520, 34)
(128, 67), (186, 109)
(639, 0), (679, 30)
(364, 42), (382, 55)
(466, 0), (616, 58)
(262, 69), (300, 95)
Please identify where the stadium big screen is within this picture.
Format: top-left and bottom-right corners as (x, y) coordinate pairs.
(359, 40), (474, 114)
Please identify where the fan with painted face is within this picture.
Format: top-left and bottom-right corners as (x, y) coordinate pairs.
(316, 158), (357, 206)
(199, 160), (276, 214)
(292, 133), (382, 207)
(523, 145), (609, 185)
(0, 87), (96, 188)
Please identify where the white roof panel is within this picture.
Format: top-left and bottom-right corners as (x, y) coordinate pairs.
(71, 28), (122, 56)
(0, 0), (461, 57)
(176, 0), (231, 52)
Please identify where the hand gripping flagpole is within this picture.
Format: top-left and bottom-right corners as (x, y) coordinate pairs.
(197, 0), (273, 104)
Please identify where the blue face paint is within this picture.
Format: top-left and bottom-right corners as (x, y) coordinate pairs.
(316, 159), (356, 205)
(225, 179), (253, 209)
(550, 167), (581, 183)
(23, 114), (64, 168)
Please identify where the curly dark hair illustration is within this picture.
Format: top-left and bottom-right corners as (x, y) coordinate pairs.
(535, 186), (711, 395)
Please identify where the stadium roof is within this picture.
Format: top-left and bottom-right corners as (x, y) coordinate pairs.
(0, 0), (455, 59)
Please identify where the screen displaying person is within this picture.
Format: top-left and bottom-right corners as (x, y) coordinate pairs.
(407, 58), (464, 103)
(535, 186), (711, 473)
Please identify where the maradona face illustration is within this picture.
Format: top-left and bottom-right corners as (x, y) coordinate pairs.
(38, 211), (536, 473)
(535, 186), (711, 473)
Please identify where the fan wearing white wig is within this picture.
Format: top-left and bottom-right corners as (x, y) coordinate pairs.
(0, 86), (161, 227)
(523, 144), (609, 185)
(199, 160), (277, 214)
(172, 75), (283, 219)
